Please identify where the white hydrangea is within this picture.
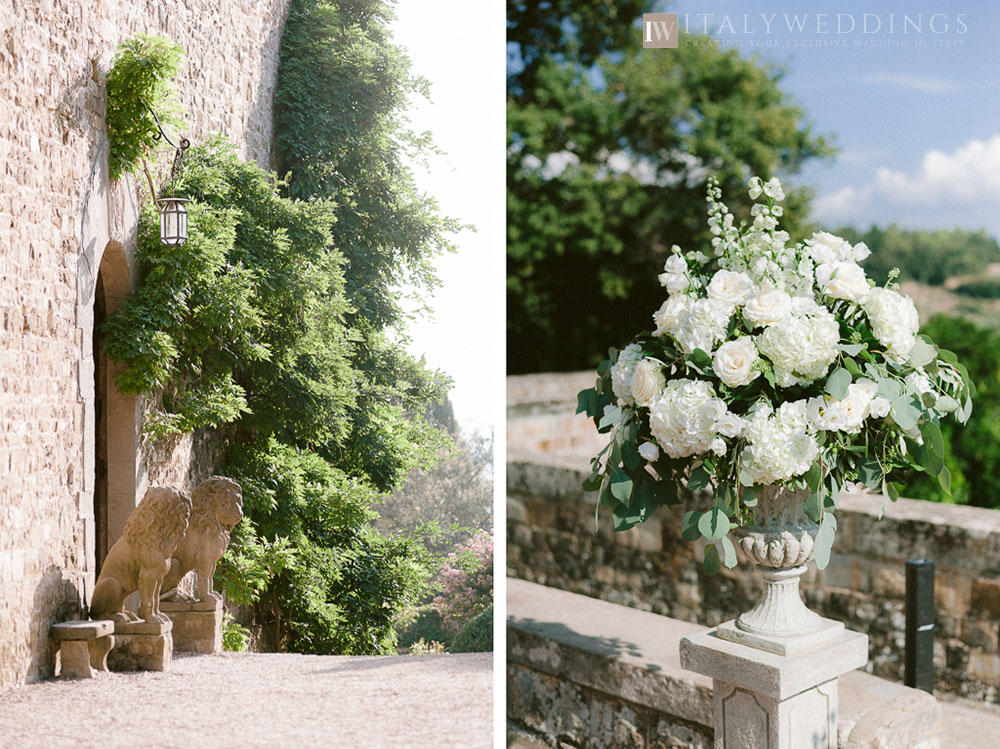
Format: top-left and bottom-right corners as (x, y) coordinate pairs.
(610, 343), (643, 405)
(648, 379), (727, 458)
(756, 308), (840, 386)
(865, 288), (919, 363)
(668, 297), (733, 354)
(743, 401), (818, 484)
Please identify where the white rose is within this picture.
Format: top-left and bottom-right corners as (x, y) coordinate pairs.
(707, 270), (754, 306)
(743, 289), (792, 327)
(652, 295), (690, 336)
(710, 438), (727, 457)
(631, 358), (665, 408)
(663, 254), (687, 274)
(806, 231), (853, 264)
(638, 442), (660, 462)
(716, 411), (745, 438)
(658, 272), (688, 293)
(853, 242), (871, 262)
(816, 262), (870, 303)
(713, 338), (760, 388)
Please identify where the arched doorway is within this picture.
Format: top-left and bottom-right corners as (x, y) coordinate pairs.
(93, 241), (137, 575)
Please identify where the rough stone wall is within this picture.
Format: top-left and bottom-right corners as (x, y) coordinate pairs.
(0, 0), (291, 690)
(508, 372), (1000, 704)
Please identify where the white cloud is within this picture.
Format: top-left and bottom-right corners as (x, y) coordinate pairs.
(860, 73), (957, 94)
(814, 134), (1000, 230)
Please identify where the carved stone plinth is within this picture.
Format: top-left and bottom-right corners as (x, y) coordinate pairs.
(51, 620), (115, 679)
(681, 628), (868, 748)
(107, 620), (173, 672)
(160, 597), (223, 653)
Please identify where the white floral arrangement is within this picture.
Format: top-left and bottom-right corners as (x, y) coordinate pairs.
(578, 177), (974, 572)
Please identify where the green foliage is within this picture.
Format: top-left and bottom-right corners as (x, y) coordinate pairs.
(898, 315), (1000, 508)
(275, 0), (457, 491)
(222, 613), (251, 652)
(408, 638), (446, 655)
(106, 34), (184, 181)
(450, 605), (493, 653)
(839, 225), (1000, 286)
(507, 12), (833, 372)
(396, 605), (453, 650)
(103, 137), (350, 441)
(217, 439), (437, 654)
(953, 277), (1000, 299)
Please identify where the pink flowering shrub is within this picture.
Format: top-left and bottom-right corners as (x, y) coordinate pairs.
(433, 529), (493, 633)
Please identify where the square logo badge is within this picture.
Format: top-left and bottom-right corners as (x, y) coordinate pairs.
(642, 13), (679, 48)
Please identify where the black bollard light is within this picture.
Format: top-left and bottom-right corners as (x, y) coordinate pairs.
(904, 558), (935, 693)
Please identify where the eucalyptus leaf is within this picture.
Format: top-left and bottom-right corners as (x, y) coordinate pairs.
(576, 388), (595, 415)
(622, 439), (641, 471)
(598, 406), (621, 430)
(803, 492), (823, 523)
(825, 367), (852, 400)
(804, 462), (822, 492)
(938, 465), (952, 495)
(814, 518), (836, 570)
(857, 455), (883, 490)
(908, 339), (938, 367)
(687, 464), (712, 492)
(681, 511), (703, 541)
(610, 469), (633, 503)
(839, 342), (866, 357)
(698, 508), (731, 541)
(703, 543), (721, 574)
(890, 395), (921, 431)
(720, 536), (738, 569)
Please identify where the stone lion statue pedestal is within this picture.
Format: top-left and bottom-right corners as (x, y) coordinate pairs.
(107, 618), (174, 672)
(158, 476), (243, 654)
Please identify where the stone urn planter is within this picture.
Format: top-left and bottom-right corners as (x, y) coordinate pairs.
(716, 485), (844, 655)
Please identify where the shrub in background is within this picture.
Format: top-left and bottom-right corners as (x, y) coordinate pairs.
(396, 605), (453, 650)
(433, 530), (493, 633)
(450, 606), (493, 654)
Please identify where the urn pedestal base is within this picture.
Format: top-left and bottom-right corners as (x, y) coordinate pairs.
(681, 627), (868, 748)
(160, 597), (223, 654)
(717, 616), (844, 657)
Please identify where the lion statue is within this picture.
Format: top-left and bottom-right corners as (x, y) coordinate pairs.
(160, 476), (243, 603)
(90, 487), (191, 625)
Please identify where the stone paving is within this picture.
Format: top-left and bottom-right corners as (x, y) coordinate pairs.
(0, 652), (493, 748)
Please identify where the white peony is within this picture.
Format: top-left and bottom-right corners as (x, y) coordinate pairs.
(648, 379), (728, 458)
(743, 289), (792, 327)
(743, 400), (818, 484)
(808, 380), (878, 433)
(865, 288), (919, 363)
(610, 343), (644, 405)
(756, 308), (840, 386)
(638, 441), (660, 462)
(631, 358), (665, 407)
(707, 270), (754, 306)
(713, 338), (760, 388)
(815, 262), (870, 303)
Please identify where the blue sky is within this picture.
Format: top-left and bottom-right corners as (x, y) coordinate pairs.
(663, 1), (1000, 236)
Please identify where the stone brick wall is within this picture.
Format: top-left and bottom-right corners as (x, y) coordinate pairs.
(0, 0), (291, 690)
(507, 372), (1000, 704)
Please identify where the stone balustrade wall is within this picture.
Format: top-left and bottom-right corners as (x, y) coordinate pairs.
(507, 372), (1000, 704)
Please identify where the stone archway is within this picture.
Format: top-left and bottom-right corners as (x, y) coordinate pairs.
(93, 241), (138, 575)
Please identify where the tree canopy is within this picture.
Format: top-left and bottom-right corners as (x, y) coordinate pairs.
(507, 2), (833, 372)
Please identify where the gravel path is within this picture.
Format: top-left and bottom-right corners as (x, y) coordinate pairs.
(0, 652), (493, 748)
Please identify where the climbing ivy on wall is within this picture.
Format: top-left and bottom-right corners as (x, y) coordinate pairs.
(102, 14), (456, 655)
(105, 34), (183, 182)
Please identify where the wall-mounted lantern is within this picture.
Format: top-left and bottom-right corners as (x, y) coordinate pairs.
(157, 197), (190, 246)
(142, 98), (191, 247)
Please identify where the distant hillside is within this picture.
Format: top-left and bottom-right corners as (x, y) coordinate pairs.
(901, 279), (1000, 330)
